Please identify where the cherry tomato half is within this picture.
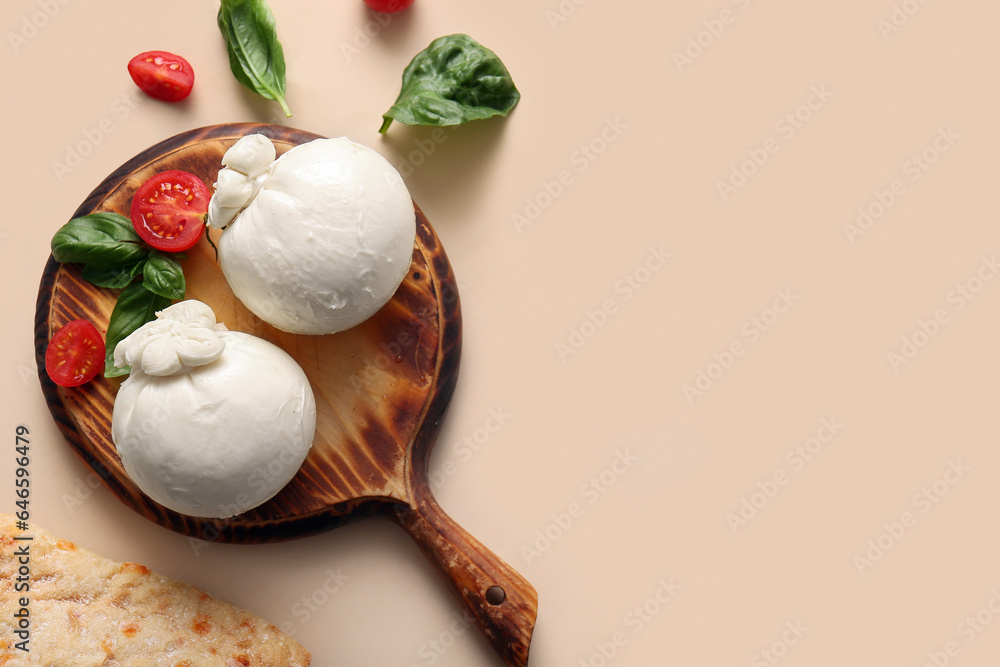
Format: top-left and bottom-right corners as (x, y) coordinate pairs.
(130, 170), (210, 253)
(127, 50), (195, 102)
(363, 0), (414, 13)
(46, 319), (106, 388)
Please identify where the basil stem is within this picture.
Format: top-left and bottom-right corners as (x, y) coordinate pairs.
(104, 282), (171, 378)
(380, 34), (520, 134)
(218, 0), (292, 117)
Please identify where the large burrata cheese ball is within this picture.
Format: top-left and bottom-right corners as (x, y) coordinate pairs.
(110, 300), (316, 519)
(207, 133), (416, 335)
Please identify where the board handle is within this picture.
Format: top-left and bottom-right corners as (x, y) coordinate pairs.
(393, 491), (538, 666)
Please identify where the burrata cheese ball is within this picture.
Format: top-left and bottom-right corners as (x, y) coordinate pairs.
(207, 133), (416, 335)
(110, 300), (316, 519)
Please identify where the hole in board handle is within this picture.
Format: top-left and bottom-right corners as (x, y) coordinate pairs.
(485, 586), (506, 605)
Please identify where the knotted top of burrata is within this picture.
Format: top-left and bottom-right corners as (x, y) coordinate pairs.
(111, 300), (316, 519)
(207, 133), (416, 335)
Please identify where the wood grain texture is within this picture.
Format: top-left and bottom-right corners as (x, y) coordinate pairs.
(34, 123), (536, 665)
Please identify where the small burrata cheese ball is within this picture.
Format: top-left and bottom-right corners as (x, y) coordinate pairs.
(207, 133), (416, 335)
(110, 300), (316, 519)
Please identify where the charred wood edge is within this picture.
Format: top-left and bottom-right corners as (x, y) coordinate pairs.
(34, 123), (460, 544)
(35, 122), (536, 664)
(389, 221), (538, 667)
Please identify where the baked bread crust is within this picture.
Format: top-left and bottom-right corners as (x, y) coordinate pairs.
(0, 514), (310, 666)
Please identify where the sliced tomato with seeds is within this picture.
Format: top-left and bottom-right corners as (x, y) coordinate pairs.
(45, 319), (106, 387)
(127, 50), (195, 102)
(130, 170), (210, 252)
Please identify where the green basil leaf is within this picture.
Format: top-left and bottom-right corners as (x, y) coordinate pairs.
(142, 252), (186, 300)
(51, 212), (147, 266)
(132, 260), (148, 279)
(218, 0), (292, 117)
(104, 282), (171, 378)
(81, 261), (145, 289)
(380, 34), (520, 134)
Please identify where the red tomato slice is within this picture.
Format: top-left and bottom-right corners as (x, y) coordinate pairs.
(45, 319), (106, 387)
(363, 0), (414, 13)
(130, 170), (210, 252)
(128, 50), (194, 102)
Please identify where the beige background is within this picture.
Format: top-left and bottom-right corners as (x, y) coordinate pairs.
(3, 0), (1000, 665)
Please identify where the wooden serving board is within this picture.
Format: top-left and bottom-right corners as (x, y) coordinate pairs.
(33, 123), (536, 666)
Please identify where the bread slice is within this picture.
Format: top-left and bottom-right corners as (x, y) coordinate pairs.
(0, 514), (310, 666)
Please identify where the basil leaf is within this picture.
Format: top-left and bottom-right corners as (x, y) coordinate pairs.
(142, 252), (186, 300)
(81, 261), (145, 289)
(131, 260), (148, 279)
(51, 212), (147, 266)
(380, 34), (520, 134)
(218, 0), (292, 117)
(104, 282), (171, 378)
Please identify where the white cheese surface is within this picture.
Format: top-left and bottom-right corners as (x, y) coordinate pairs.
(208, 134), (416, 335)
(111, 301), (316, 519)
